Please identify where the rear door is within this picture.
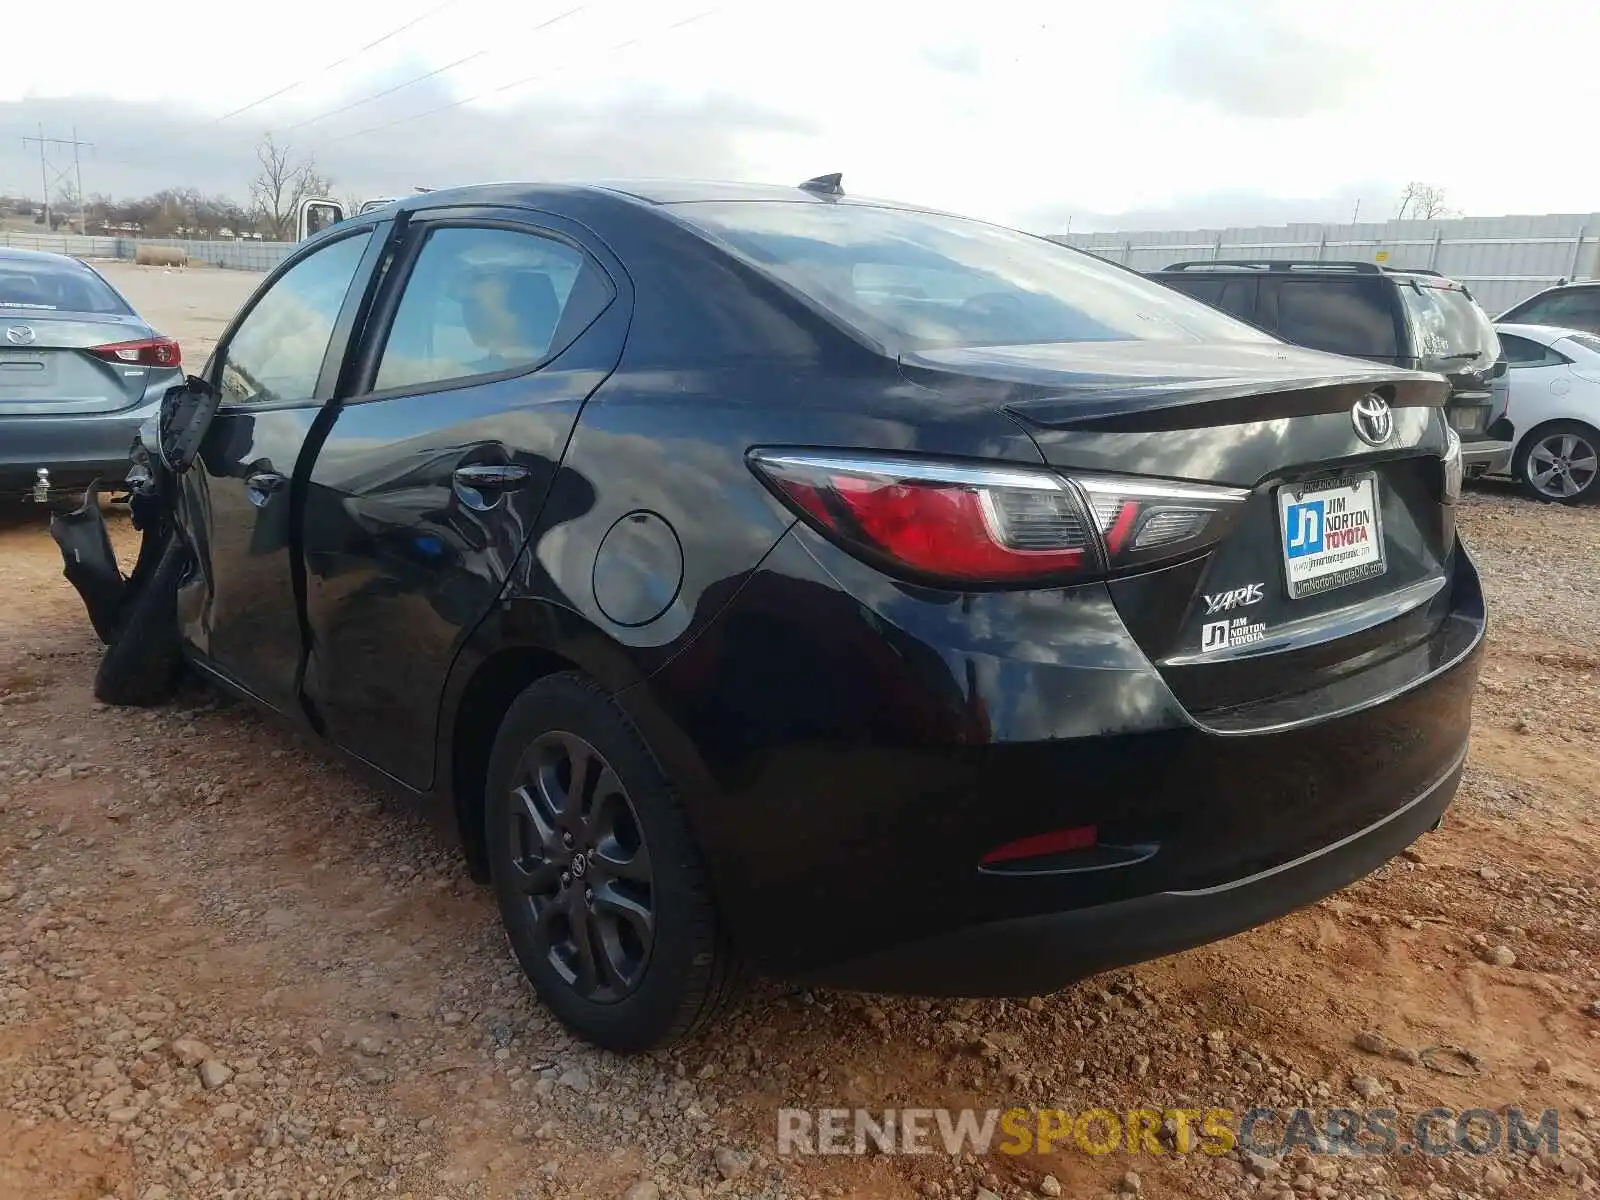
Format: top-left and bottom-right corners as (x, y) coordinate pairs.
(300, 207), (628, 789)
(178, 223), (391, 714)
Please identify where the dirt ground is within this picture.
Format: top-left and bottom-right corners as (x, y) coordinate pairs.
(1, 265), (1596, 1200)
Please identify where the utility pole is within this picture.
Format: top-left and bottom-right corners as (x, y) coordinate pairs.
(21, 127), (94, 233)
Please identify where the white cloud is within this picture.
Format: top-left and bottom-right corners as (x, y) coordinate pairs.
(4, 0), (1599, 231)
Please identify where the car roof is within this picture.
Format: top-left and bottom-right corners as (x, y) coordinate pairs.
(1495, 321), (1597, 345)
(1150, 260), (1467, 288)
(380, 178), (956, 218)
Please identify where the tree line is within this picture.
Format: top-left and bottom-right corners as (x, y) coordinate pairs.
(1, 134), (340, 242)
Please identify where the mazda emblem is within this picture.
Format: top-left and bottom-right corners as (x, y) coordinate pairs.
(1351, 394), (1394, 446)
(4, 325), (36, 346)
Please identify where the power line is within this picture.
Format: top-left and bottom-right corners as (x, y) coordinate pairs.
(22, 126), (92, 231)
(316, 6), (720, 149)
(279, 2), (592, 135)
(212, 0), (467, 124)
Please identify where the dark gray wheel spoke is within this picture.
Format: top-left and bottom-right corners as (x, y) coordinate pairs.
(512, 783), (561, 853)
(591, 881), (654, 942)
(593, 837), (651, 883)
(508, 855), (562, 895)
(566, 896), (601, 995)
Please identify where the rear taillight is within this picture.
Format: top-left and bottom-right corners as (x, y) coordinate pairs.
(88, 336), (181, 368)
(748, 449), (1248, 587)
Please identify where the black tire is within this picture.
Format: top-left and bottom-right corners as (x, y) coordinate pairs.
(484, 671), (741, 1052)
(1512, 420), (1600, 505)
(93, 531), (188, 707)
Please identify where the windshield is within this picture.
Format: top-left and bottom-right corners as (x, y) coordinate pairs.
(671, 201), (1277, 351)
(0, 259), (129, 314)
(1400, 283), (1499, 364)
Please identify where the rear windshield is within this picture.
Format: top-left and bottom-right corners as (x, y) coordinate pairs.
(671, 201), (1276, 350)
(0, 259), (129, 314)
(1400, 283), (1499, 363)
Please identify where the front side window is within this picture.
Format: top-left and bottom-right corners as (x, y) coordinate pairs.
(670, 201), (1274, 350)
(373, 226), (608, 392)
(1502, 288), (1600, 335)
(217, 232), (372, 406)
(1268, 278), (1398, 359)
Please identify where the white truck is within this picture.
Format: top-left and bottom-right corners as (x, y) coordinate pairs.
(294, 194), (419, 239)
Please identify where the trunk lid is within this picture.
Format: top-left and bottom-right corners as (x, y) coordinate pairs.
(900, 339), (1457, 719)
(0, 312), (160, 416)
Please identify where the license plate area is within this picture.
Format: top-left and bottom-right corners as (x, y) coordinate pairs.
(1277, 471), (1386, 599)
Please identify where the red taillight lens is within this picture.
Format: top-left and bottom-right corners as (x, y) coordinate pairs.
(88, 336), (182, 368)
(749, 449), (1248, 587)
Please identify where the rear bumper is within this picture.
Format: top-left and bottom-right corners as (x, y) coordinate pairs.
(0, 404), (155, 499)
(634, 525), (1486, 989)
(800, 747), (1462, 994)
(1459, 437), (1512, 476)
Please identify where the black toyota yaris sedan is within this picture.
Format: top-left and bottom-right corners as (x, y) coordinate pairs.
(51, 176), (1483, 1052)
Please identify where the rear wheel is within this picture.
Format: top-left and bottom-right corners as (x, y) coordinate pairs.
(484, 672), (740, 1052)
(1514, 420), (1600, 504)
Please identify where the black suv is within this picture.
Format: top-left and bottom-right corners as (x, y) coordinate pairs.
(1498, 280), (1600, 334)
(1149, 260), (1512, 476)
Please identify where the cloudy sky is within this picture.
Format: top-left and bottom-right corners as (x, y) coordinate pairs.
(3, 0), (1597, 233)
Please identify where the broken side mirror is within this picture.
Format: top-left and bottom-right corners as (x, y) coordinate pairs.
(159, 374), (221, 474)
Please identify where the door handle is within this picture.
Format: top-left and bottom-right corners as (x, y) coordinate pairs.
(452, 464), (532, 493)
(245, 470), (287, 507)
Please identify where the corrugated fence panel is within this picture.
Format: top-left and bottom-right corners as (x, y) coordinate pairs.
(1056, 211), (1600, 317)
(1, 231), (294, 272)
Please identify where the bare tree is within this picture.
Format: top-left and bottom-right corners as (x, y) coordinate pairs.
(249, 133), (334, 240)
(1395, 182), (1457, 221)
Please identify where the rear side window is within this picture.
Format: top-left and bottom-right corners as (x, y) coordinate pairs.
(217, 231), (372, 406)
(373, 226), (610, 392)
(0, 259), (128, 314)
(1502, 288), (1600, 334)
(1499, 333), (1568, 367)
(1163, 275), (1257, 324)
(670, 202), (1273, 350)
(1266, 278), (1398, 358)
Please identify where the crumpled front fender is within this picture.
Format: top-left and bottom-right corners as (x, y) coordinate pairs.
(49, 481), (128, 646)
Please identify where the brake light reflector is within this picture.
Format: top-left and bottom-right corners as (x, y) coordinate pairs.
(749, 449), (1249, 587)
(981, 825), (1098, 865)
(88, 336), (181, 368)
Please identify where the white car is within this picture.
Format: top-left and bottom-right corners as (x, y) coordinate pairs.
(1493, 322), (1600, 503)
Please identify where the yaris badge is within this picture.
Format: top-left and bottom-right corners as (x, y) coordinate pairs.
(5, 325), (36, 346)
(1352, 394), (1393, 446)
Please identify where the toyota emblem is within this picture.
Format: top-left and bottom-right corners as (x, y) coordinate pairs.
(1351, 394), (1394, 446)
(4, 325), (36, 346)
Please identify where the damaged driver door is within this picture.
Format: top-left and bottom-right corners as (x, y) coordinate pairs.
(177, 223), (391, 715)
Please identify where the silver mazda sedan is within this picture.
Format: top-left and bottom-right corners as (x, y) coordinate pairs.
(1, 247), (182, 502)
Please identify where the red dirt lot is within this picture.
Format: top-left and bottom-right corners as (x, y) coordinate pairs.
(0, 265), (1595, 1200)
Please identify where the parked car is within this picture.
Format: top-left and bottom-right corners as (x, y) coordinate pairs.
(1, 247), (182, 502)
(51, 178), (1483, 1053)
(1493, 322), (1600, 502)
(1498, 280), (1600, 335)
(1147, 260), (1512, 478)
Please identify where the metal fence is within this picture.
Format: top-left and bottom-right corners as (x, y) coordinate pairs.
(1, 230), (294, 272)
(1055, 212), (1600, 316)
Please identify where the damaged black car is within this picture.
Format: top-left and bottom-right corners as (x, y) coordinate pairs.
(53, 179), (1484, 1053)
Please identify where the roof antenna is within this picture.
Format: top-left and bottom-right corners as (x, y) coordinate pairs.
(798, 172), (843, 196)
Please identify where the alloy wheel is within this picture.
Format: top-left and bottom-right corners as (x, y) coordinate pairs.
(1526, 431), (1598, 500)
(505, 731), (655, 1002)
